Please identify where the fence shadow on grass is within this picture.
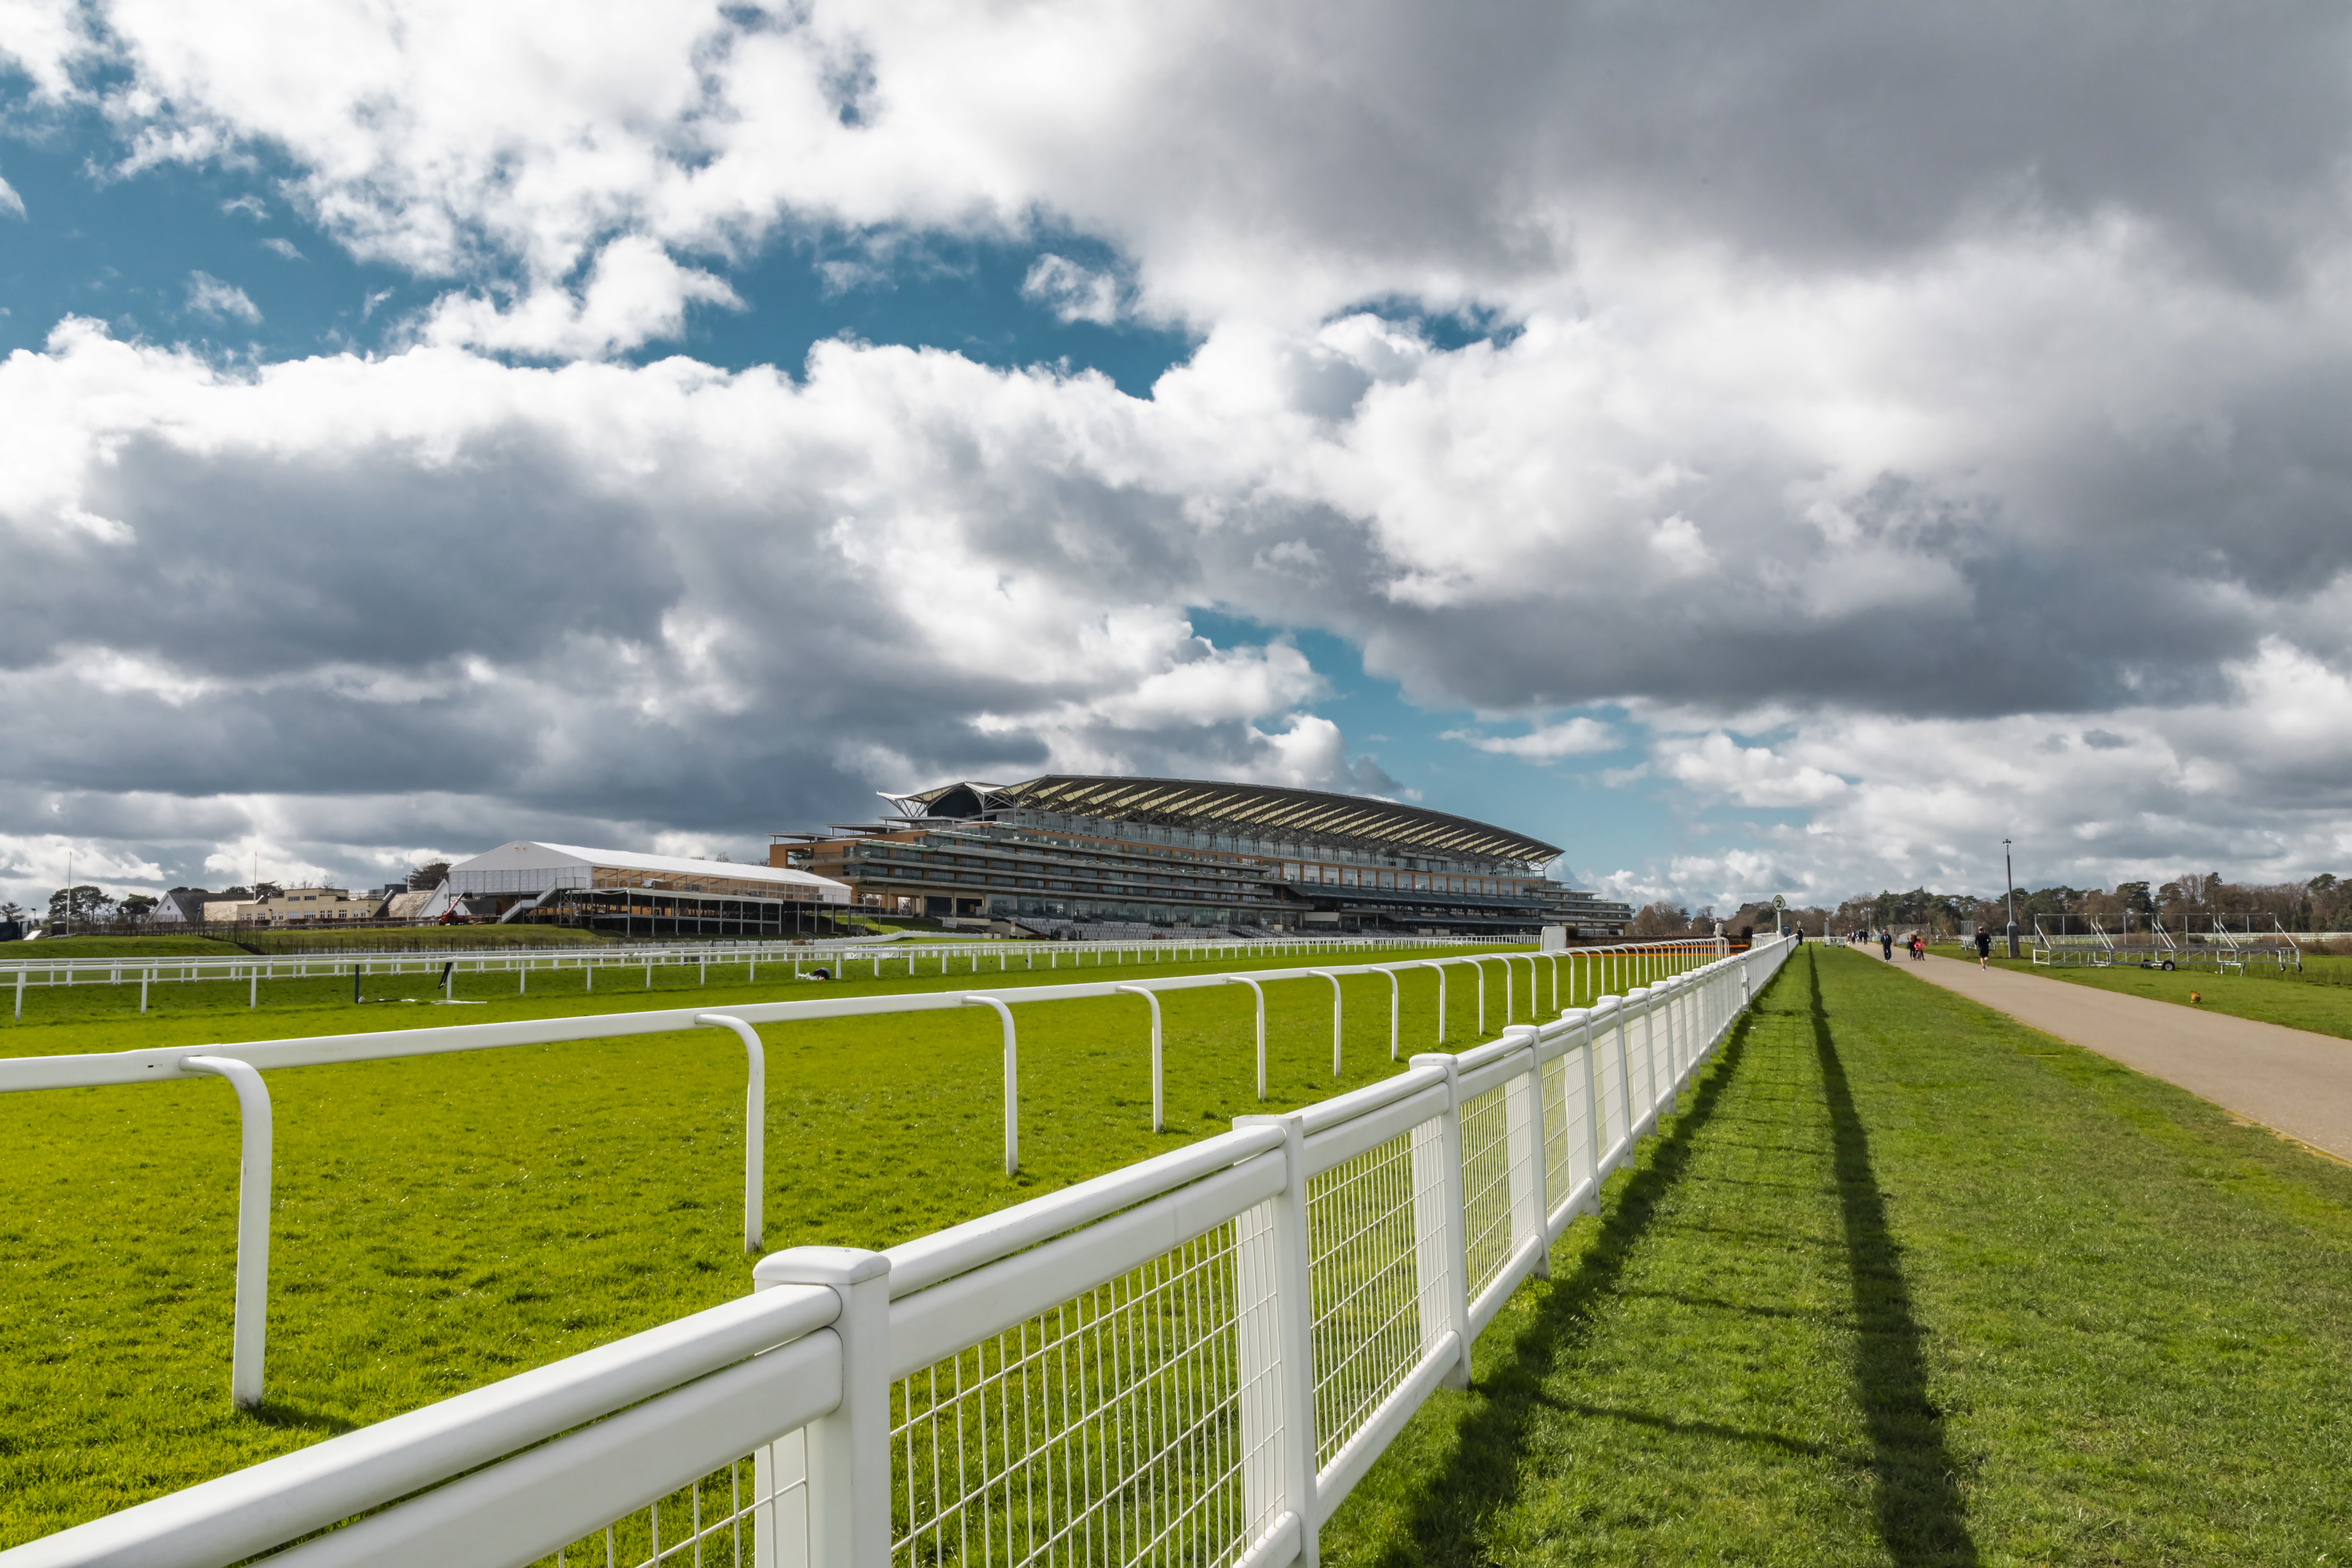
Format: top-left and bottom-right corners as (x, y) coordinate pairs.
(1357, 998), (1759, 1568)
(1806, 950), (1980, 1568)
(250, 1399), (361, 1438)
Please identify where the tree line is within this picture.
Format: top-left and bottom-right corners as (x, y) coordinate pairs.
(10, 861), (453, 934)
(1831, 873), (2351, 936)
(1622, 872), (2352, 943)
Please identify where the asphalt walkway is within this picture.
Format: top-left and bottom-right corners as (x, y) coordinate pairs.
(1879, 950), (2352, 1161)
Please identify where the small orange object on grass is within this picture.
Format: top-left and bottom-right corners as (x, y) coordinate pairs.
(2190, 990), (2202, 1004)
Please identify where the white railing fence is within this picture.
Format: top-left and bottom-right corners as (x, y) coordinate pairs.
(0, 941), (1725, 1414)
(4, 933), (1547, 1018)
(4, 937), (1793, 1568)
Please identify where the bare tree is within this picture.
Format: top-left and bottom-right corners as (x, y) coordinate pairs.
(1629, 901), (1692, 939)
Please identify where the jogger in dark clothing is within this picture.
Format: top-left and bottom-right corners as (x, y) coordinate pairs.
(1976, 925), (1994, 969)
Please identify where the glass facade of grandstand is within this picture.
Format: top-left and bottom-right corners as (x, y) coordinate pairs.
(776, 775), (1634, 936)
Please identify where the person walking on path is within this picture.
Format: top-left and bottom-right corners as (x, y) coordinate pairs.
(1976, 924), (1994, 969)
(1881, 930), (1895, 960)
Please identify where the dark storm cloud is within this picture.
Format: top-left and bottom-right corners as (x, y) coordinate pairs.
(1128, 3), (2352, 288)
(6, 435), (682, 678)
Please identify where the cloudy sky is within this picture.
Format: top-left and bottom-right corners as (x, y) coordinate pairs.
(2, 1), (2350, 914)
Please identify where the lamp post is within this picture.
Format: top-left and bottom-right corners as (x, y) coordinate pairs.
(2003, 838), (2019, 958)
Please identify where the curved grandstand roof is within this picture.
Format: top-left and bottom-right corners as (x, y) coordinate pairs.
(883, 775), (1562, 864)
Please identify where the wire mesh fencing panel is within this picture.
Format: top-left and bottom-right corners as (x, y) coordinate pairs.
(892, 1220), (1281, 1568)
(540, 1448), (807, 1568)
(1456, 1080), (1519, 1303)
(1595, 1013), (1628, 1153)
(1305, 1121), (1449, 1470)
(1540, 1043), (1586, 1213)
(1626, 1005), (1658, 1121)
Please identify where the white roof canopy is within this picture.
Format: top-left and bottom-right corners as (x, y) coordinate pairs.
(450, 841), (851, 903)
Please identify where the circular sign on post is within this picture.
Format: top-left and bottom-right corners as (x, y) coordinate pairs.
(1772, 894), (1786, 911)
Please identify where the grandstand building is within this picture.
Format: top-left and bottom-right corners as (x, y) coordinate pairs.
(774, 776), (1633, 937)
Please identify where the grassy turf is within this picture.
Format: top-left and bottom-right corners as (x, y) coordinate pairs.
(1914, 944), (2352, 1043)
(0, 941), (1586, 1545)
(1323, 944), (2352, 1566)
(228, 926), (621, 954)
(4, 926), (621, 960)
(2, 935), (250, 960)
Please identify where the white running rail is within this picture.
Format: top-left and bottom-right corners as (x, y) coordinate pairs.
(3, 933), (1538, 1017)
(1, 938), (1792, 1568)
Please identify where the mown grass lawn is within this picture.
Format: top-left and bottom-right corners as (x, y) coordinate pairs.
(4, 926), (620, 961)
(1326, 944), (2352, 1566)
(1, 934), (249, 960)
(0, 940), (1566, 1546)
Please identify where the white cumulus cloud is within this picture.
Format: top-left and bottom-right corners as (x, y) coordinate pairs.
(1443, 717), (1619, 761)
(184, 271), (261, 322)
(1021, 254), (1123, 326)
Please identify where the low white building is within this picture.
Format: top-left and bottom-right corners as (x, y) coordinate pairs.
(252, 886), (379, 922)
(444, 841), (852, 937)
(149, 889), (223, 925)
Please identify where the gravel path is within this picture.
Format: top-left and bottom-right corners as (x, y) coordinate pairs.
(1882, 951), (2352, 1162)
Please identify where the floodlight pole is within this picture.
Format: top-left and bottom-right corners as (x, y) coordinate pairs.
(2004, 838), (2019, 958)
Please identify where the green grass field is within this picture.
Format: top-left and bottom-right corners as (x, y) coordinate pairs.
(1918, 943), (2352, 1043)
(0, 941), (1574, 1545)
(5, 926), (622, 960)
(3, 934), (250, 960)
(1325, 945), (2352, 1566)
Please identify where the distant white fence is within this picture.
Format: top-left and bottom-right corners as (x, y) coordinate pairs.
(5, 933), (1525, 1018)
(1, 937), (1790, 1568)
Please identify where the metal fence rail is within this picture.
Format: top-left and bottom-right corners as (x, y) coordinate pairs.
(2030, 912), (2302, 974)
(2, 937), (1793, 1568)
(6, 933), (1713, 1024)
(3, 934), (1536, 1017)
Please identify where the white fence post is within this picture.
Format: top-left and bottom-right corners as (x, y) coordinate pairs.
(1662, 975), (1682, 1093)
(1232, 1113), (1319, 1566)
(1385, 969), (1400, 1060)
(1504, 1026), (1549, 1279)
(694, 1015), (767, 1253)
(1624, 986), (1656, 1132)
(1311, 970), (1342, 1077)
(1572, 1008), (1602, 1207)
(962, 995), (1018, 1174)
(1408, 1052), (1474, 1390)
(182, 1056), (273, 1409)
(751, 1247), (890, 1568)
(1225, 975), (1268, 1100)
(1113, 985), (1163, 1132)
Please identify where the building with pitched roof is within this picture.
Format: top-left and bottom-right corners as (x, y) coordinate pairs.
(775, 775), (1632, 936)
